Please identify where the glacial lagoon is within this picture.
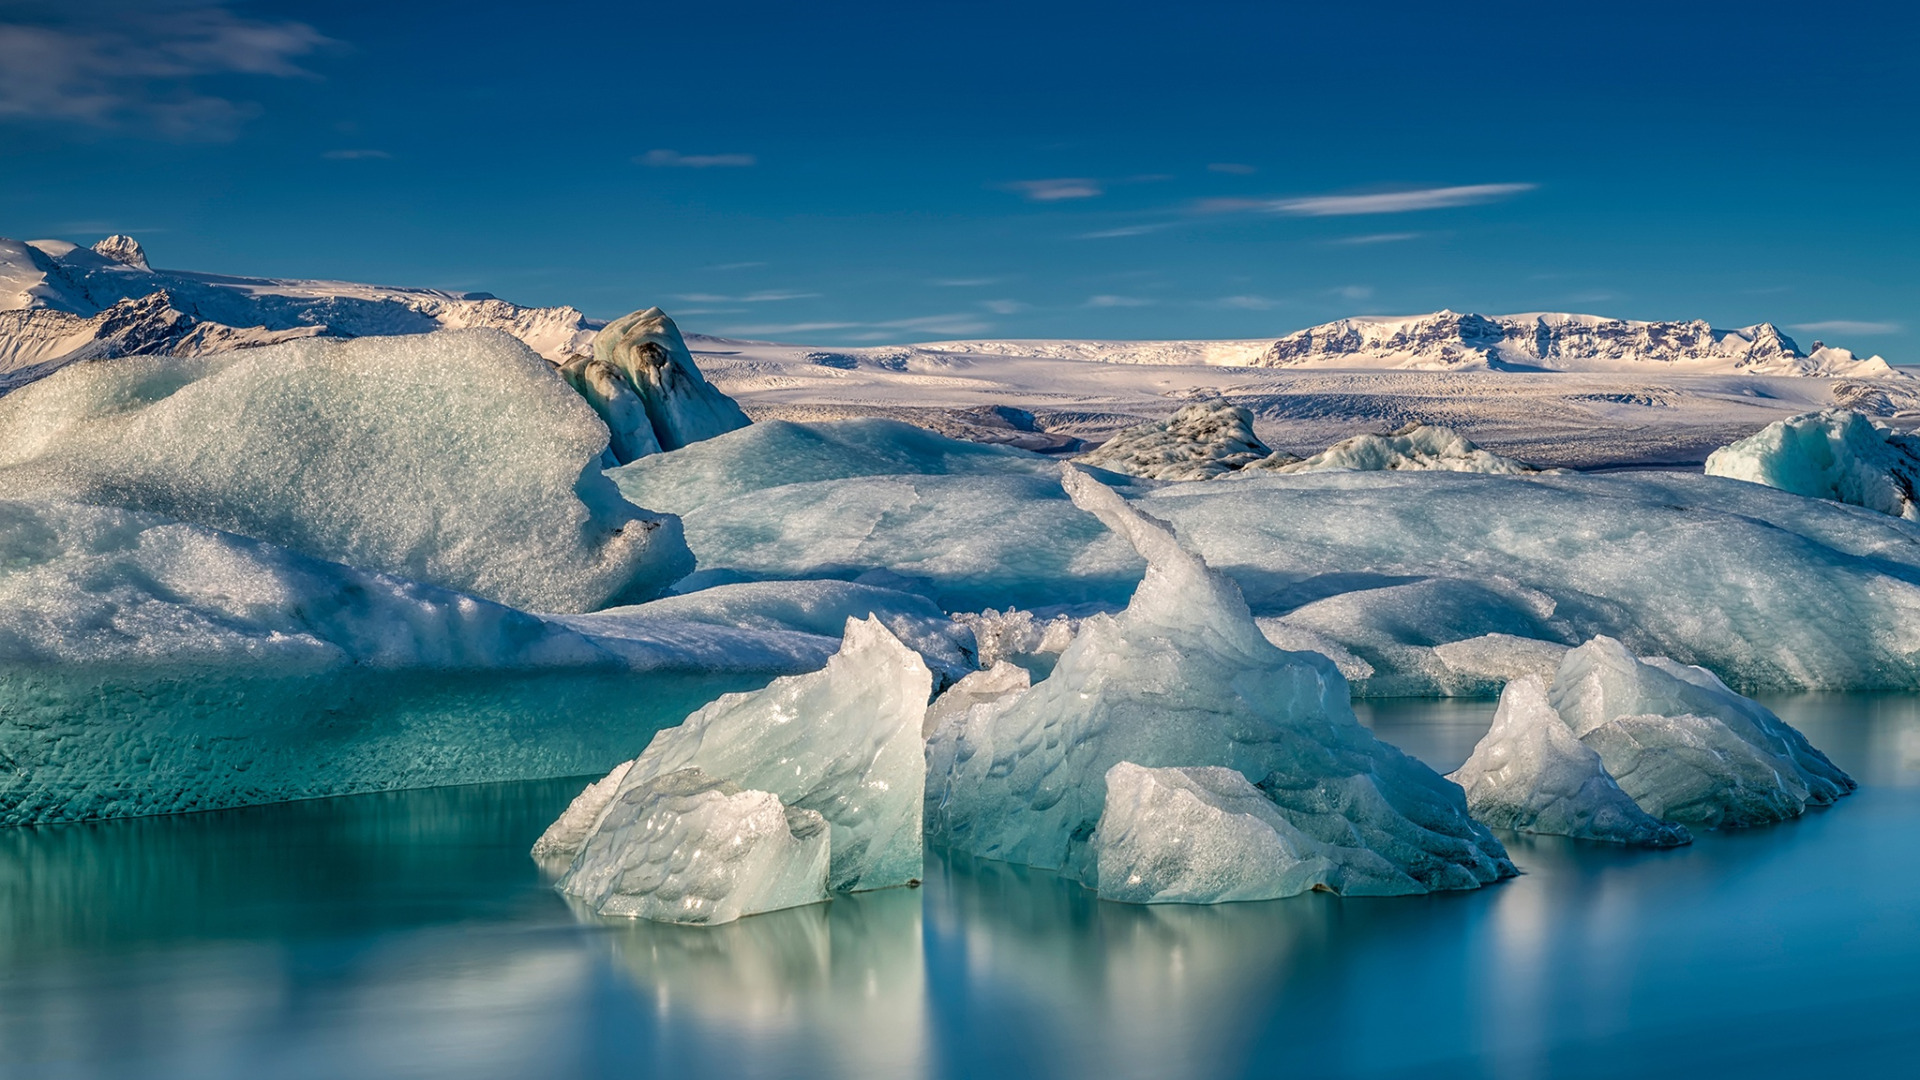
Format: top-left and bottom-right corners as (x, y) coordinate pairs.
(2, 694), (1914, 1080)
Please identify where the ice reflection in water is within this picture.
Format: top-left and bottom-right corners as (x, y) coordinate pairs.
(0, 695), (1915, 1078)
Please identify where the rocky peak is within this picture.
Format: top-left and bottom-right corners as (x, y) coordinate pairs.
(91, 235), (150, 271)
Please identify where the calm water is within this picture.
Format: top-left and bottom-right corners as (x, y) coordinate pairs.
(3, 695), (1918, 1080)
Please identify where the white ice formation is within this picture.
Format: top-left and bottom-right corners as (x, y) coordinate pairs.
(536, 617), (930, 892)
(948, 607), (1079, 672)
(1073, 401), (1281, 480)
(1450, 637), (1854, 839)
(554, 767), (830, 924)
(1706, 409), (1920, 521)
(1247, 423), (1540, 476)
(924, 466), (1513, 897)
(1256, 310), (1897, 376)
(0, 329), (691, 612)
(1092, 763), (1337, 903)
(557, 307), (751, 464)
(1448, 676), (1691, 847)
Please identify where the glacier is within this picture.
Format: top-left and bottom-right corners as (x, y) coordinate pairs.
(0, 328), (692, 613)
(539, 617), (930, 892)
(1450, 637), (1854, 840)
(557, 307), (751, 465)
(924, 466), (1513, 895)
(1705, 408), (1920, 521)
(554, 767), (830, 925)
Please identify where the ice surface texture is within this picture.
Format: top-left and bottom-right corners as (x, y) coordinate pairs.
(925, 466), (1513, 896)
(556, 767), (830, 925)
(0, 329), (690, 613)
(1448, 676), (1690, 847)
(557, 308), (750, 464)
(1247, 423), (1540, 476)
(1706, 409), (1920, 521)
(1450, 637), (1853, 840)
(1093, 763), (1336, 903)
(539, 617), (930, 892)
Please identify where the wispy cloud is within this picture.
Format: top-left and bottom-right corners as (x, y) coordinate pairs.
(1331, 285), (1374, 301)
(1078, 223), (1170, 239)
(1211, 295), (1289, 310)
(322, 148), (389, 160)
(702, 261), (767, 271)
(0, 3), (330, 141)
(640, 149), (757, 168)
(1207, 162), (1257, 175)
(716, 312), (995, 339)
(981, 299), (1027, 315)
(675, 290), (817, 303)
(1199, 183), (1537, 217)
(1086, 295), (1154, 308)
(1791, 319), (1904, 336)
(1005, 178), (1103, 201)
(1328, 232), (1422, 245)
(932, 277), (999, 287)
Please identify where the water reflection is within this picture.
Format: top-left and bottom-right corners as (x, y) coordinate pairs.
(0, 698), (1916, 1078)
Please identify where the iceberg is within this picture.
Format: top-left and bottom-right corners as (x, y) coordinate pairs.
(557, 307), (751, 464)
(554, 767), (830, 925)
(1550, 636), (1854, 827)
(540, 617), (930, 891)
(1448, 676), (1691, 847)
(924, 466), (1513, 895)
(1449, 637), (1854, 839)
(1074, 401), (1280, 480)
(0, 329), (690, 613)
(1705, 409), (1920, 521)
(0, 499), (791, 826)
(1246, 423), (1541, 476)
(1092, 763), (1337, 903)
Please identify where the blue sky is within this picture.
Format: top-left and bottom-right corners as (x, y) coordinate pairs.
(1, 0), (1913, 349)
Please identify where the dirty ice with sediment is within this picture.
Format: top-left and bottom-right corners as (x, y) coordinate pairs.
(0, 236), (1903, 916)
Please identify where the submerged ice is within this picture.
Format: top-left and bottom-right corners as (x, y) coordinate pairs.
(1452, 637), (1853, 841)
(924, 466), (1513, 897)
(0, 329), (690, 612)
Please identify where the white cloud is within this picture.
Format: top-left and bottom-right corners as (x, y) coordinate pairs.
(322, 148), (390, 160)
(1331, 285), (1374, 301)
(641, 149), (757, 168)
(1328, 232), (1422, 245)
(0, 4), (330, 141)
(932, 277), (998, 287)
(1086, 295), (1154, 308)
(1006, 178), (1103, 201)
(1790, 319), (1904, 336)
(1078, 223), (1169, 239)
(1207, 162), (1257, 175)
(674, 290), (817, 303)
(1212, 295), (1288, 310)
(1198, 183), (1536, 217)
(982, 299), (1027, 315)
(702, 261), (767, 271)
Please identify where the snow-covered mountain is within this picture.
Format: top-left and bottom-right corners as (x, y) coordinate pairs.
(0, 235), (601, 387)
(1255, 310), (1892, 376)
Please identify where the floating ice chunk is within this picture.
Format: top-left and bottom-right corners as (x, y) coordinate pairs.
(925, 466), (1513, 894)
(532, 761), (635, 865)
(561, 617), (930, 891)
(555, 767), (830, 925)
(1092, 763), (1339, 903)
(0, 329), (690, 612)
(1551, 636), (1855, 826)
(949, 607), (1080, 673)
(557, 307), (750, 464)
(1705, 409), (1920, 521)
(922, 660), (1031, 740)
(1248, 424), (1541, 476)
(1253, 618), (1375, 682)
(1074, 402), (1281, 480)
(1448, 676), (1690, 847)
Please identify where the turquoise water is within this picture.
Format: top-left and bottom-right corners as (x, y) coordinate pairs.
(2, 695), (1917, 1079)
